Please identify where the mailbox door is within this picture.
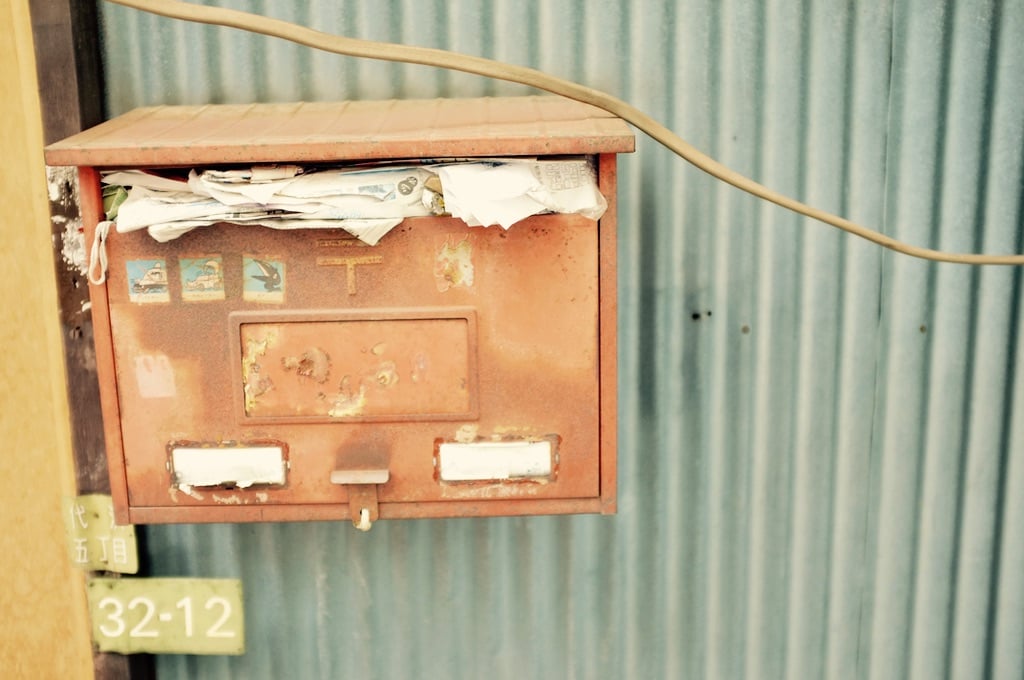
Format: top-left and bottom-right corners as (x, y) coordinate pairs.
(98, 210), (607, 520)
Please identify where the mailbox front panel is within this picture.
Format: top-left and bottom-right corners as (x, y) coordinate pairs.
(96, 212), (608, 521)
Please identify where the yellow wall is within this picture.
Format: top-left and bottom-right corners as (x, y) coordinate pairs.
(0, 0), (94, 676)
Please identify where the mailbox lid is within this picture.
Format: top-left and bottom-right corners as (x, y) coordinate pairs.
(43, 96), (636, 167)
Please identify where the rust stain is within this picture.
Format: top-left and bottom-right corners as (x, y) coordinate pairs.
(434, 236), (474, 292)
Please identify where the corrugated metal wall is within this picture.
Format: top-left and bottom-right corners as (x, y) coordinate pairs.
(98, 1), (1024, 678)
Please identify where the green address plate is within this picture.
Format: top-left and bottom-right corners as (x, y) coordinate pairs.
(87, 577), (244, 655)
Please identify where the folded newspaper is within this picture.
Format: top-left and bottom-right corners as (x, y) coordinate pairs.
(102, 158), (606, 245)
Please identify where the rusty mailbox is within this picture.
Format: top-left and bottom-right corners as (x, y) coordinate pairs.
(45, 96), (634, 527)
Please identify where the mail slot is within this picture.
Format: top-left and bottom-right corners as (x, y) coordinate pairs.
(45, 96), (634, 525)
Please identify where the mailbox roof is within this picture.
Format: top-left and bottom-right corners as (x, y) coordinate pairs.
(44, 96), (635, 167)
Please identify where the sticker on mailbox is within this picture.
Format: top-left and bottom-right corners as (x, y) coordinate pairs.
(243, 256), (285, 303)
(126, 259), (170, 303)
(180, 256), (225, 301)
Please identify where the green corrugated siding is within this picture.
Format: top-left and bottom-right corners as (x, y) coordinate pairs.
(98, 1), (1024, 677)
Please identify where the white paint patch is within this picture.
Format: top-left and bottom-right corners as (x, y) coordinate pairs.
(171, 446), (287, 488)
(438, 440), (553, 482)
(176, 484), (205, 500)
(135, 354), (176, 398)
(60, 217), (87, 276)
(46, 167), (89, 276)
(61, 218), (88, 276)
(46, 166), (76, 205)
(330, 468), (389, 485)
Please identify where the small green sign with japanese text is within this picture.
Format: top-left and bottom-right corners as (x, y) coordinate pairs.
(63, 494), (138, 574)
(87, 578), (245, 655)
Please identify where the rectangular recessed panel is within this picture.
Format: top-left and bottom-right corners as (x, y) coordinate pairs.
(170, 446), (287, 488)
(438, 440), (554, 482)
(237, 312), (475, 421)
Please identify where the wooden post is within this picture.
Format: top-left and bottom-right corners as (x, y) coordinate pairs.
(28, 1), (153, 677)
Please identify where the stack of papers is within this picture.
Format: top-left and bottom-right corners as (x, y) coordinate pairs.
(107, 165), (434, 245)
(435, 159), (607, 228)
(103, 158), (607, 245)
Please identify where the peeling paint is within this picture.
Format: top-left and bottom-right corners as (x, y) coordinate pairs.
(281, 346), (331, 384)
(329, 378), (367, 417)
(438, 479), (550, 499)
(242, 332), (276, 411)
(254, 492), (269, 503)
(59, 216), (87, 276)
(212, 493), (243, 505)
(176, 484), (205, 500)
(47, 165), (78, 206)
(454, 424), (479, 443)
(374, 360), (399, 388)
(434, 236), (474, 292)
(48, 178), (62, 204)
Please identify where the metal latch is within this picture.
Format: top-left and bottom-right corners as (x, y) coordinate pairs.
(331, 456), (389, 531)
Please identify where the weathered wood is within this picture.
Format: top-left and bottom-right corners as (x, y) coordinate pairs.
(45, 165), (110, 493)
(29, 0), (104, 145)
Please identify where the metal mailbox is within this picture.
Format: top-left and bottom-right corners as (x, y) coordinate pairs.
(45, 96), (634, 526)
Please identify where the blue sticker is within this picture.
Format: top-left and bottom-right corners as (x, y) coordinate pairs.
(180, 257), (225, 301)
(126, 259), (170, 303)
(243, 256), (285, 303)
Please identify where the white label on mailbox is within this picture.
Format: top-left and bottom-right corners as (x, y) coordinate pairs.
(438, 440), (552, 482)
(171, 446), (286, 488)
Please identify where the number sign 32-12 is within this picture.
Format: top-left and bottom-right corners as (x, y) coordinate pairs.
(87, 578), (244, 655)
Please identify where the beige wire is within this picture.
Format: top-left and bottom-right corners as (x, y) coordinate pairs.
(105, 0), (1024, 265)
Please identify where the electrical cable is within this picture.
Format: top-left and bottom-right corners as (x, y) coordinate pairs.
(104, 0), (1024, 265)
